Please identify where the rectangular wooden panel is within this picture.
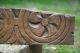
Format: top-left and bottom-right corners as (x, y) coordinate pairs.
(0, 8), (75, 45)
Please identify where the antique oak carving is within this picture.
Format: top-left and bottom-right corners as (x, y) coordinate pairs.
(0, 8), (75, 45)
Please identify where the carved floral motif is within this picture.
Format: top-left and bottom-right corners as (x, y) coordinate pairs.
(0, 9), (74, 45)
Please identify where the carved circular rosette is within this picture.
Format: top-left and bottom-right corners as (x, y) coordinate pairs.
(23, 10), (74, 44)
(0, 9), (74, 44)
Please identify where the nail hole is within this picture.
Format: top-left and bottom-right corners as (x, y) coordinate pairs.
(71, 32), (74, 34)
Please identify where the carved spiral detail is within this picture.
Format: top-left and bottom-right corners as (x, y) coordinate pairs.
(0, 9), (74, 45)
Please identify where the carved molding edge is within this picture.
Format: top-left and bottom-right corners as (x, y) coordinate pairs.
(0, 8), (75, 45)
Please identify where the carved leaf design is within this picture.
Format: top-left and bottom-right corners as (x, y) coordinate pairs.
(30, 24), (45, 37)
(28, 12), (42, 24)
(49, 15), (61, 29)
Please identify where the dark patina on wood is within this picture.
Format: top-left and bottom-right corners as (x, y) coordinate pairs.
(0, 8), (75, 45)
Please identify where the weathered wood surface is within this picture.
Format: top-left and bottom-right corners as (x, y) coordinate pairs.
(0, 8), (75, 45)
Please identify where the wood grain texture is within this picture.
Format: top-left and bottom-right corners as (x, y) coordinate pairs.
(0, 8), (75, 45)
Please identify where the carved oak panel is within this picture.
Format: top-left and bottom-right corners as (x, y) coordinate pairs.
(0, 8), (75, 45)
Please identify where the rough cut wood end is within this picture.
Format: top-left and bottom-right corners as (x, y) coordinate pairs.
(0, 8), (75, 45)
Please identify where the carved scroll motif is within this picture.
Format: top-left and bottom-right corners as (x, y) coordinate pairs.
(0, 9), (75, 45)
